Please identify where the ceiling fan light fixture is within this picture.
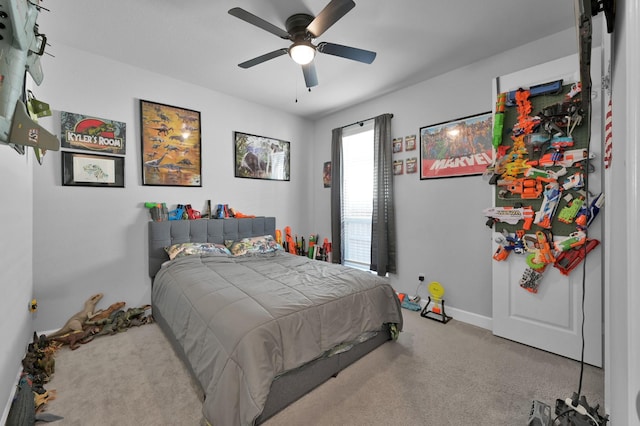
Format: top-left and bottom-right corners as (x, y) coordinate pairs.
(289, 41), (316, 65)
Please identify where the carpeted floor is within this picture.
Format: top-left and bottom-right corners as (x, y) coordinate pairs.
(42, 310), (604, 425)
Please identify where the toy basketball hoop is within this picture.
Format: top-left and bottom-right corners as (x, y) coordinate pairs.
(420, 281), (452, 324)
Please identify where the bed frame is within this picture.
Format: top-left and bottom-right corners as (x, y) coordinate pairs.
(148, 217), (393, 424)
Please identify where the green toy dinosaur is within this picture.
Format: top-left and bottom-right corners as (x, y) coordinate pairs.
(46, 293), (103, 340)
(51, 326), (100, 350)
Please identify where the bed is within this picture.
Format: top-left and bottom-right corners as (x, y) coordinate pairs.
(148, 217), (403, 425)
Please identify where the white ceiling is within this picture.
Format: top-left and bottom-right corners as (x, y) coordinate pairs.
(36, 0), (577, 120)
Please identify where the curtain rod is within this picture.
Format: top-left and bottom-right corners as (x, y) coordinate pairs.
(340, 113), (393, 130)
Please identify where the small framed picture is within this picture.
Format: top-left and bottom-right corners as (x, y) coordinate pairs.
(393, 159), (404, 175)
(392, 137), (403, 153)
(62, 151), (124, 187)
(405, 135), (416, 151)
(406, 157), (418, 174)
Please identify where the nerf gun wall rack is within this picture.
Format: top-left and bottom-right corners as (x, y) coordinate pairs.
(483, 79), (603, 294)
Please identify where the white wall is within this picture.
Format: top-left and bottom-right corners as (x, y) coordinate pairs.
(31, 44), (314, 332)
(605, 0), (640, 422)
(0, 145), (34, 423)
(310, 27), (581, 321)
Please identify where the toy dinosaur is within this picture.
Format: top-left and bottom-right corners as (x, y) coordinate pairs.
(92, 310), (127, 338)
(84, 301), (125, 325)
(124, 304), (151, 322)
(46, 293), (103, 340)
(51, 326), (100, 350)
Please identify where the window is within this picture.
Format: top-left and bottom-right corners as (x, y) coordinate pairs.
(341, 121), (374, 269)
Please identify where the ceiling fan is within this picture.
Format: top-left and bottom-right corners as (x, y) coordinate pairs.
(228, 0), (376, 89)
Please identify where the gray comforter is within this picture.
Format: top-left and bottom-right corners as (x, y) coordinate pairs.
(152, 251), (403, 425)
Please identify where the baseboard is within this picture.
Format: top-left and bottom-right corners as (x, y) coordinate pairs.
(417, 299), (493, 331)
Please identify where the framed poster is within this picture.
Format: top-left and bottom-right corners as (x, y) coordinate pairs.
(140, 99), (201, 187)
(420, 111), (493, 179)
(323, 161), (332, 188)
(234, 131), (290, 181)
(60, 111), (126, 155)
(62, 152), (124, 187)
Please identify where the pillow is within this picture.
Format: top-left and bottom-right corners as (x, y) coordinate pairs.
(226, 235), (283, 256)
(164, 242), (231, 260)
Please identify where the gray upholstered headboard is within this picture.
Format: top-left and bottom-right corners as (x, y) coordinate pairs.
(148, 216), (276, 278)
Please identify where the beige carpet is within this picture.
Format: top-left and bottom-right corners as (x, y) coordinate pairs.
(42, 310), (604, 425)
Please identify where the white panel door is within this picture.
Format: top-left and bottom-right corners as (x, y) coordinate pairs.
(492, 51), (603, 367)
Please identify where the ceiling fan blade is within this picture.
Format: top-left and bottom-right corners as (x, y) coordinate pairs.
(238, 49), (288, 69)
(228, 7), (291, 39)
(317, 42), (376, 64)
(306, 0), (355, 38)
(302, 62), (318, 88)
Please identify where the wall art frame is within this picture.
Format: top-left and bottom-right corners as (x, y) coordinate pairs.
(140, 99), (201, 187)
(419, 111), (493, 179)
(62, 151), (124, 187)
(234, 131), (290, 181)
(60, 111), (127, 155)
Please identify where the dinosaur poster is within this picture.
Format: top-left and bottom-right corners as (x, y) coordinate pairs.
(140, 100), (202, 187)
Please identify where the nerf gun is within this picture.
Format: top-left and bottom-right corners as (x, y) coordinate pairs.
(524, 231), (556, 270)
(554, 239), (600, 276)
(308, 234), (318, 259)
(144, 202), (168, 221)
(284, 226), (296, 255)
(561, 172), (584, 190)
(557, 195), (585, 224)
(523, 133), (551, 162)
(492, 93), (506, 149)
(524, 166), (567, 181)
(533, 182), (562, 229)
(497, 177), (544, 200)
(554, 230), (587, 252)
(184, 204), (201, 220)
(483, 205), (534, 230)
(529, 148), (594, 168)
(505, 80), (563, 107)
(575, 192), (604, 229)
(493, 229), (527, 261)
(168, 204), (186, 220)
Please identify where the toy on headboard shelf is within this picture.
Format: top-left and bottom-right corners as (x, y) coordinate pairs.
(144, 202), (168, 222)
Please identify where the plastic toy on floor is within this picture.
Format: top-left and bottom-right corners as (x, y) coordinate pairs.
(420, 281), (452, 324)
